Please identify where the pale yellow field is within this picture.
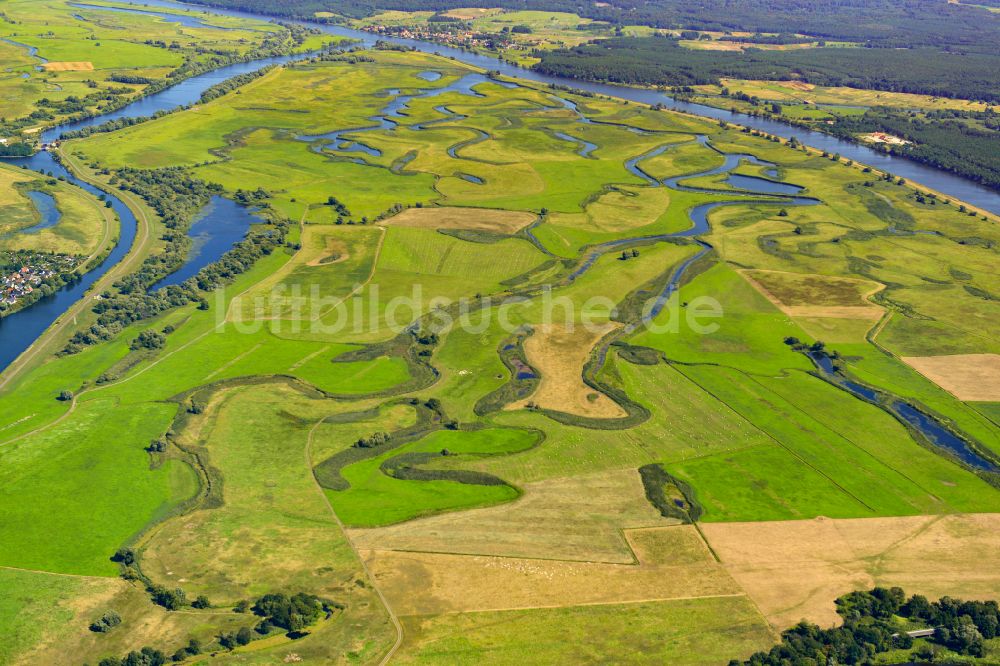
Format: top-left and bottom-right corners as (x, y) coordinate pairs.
(740, 269), (884, 320)
(511, 323), (627, 418)
(360, 525), (740, 615)
(43, 61), (93, 71)
(348, 468), (671, 563)
(701, 513), (1000, 629)
(903, 354), (1000, 401)
(382, 206), (535, 233)
(712, 78), (989, 111)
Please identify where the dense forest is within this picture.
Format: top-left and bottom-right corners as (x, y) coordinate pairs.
(533, 36), (1000, 102)
(186, 0), (1000, 52)
(828, 109), (1000, 190)
(733, 587), (1000, 665)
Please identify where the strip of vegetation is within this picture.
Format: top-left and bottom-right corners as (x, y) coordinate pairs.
(731, 586), (1000, 664)
(638, 463), (703, 522)
(312, 397), (449, 490)
(185, 0), (1000, 55)
(61, 168), (289, 354)
(473, 330), (540, 416)
(533, 36), (1000, 103)
(379, 427), (543, 486)
(786, 339), (1000, 486)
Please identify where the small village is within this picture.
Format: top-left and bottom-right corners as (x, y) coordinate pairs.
(362, 23), (522, 53)
(0, 253), (78, 311)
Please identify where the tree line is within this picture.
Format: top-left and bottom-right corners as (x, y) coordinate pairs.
(182, 0), (1000, 55)
(62, 168), (288, 354)
(733, 587), (1000, 665)
(533, 35), (1000, 103)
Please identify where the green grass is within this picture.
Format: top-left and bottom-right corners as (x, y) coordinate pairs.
(326, 428), (538, 527)
(396, 595), (775, 664)
(0, 568), (88, 664)
(0, 398), (196, 575)
(0, 40), (998, 664)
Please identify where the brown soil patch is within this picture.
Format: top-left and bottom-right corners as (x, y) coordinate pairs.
(43, 61), (93, 71)
(305, 238), (349, 266)
(510, 323), (627, 418)
(902, 354), (1000, 401)
(740, 269), (884, 320)
(382, 206), (534, 233)
(784, 80), (815, 91)
(701, 513), (1000, 629)
(686, 41), (745, 51)
(442, 7), (498, 18)
(349, 469), (670, 563)
(360, 525), (740, 615)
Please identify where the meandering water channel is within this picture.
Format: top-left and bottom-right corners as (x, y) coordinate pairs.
(0, 0), (997, 467)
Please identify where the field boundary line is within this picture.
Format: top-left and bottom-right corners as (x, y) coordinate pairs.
(747, 370), (948, 506)
(288, 345), (330, 372)
(305, 417), (403, 665)
(401, 592), (752, 617)
(204, 342), (263, 381)
(313, 225), (386, 322)
(672, 364), (877, 512)
(0, 564), (114, 580)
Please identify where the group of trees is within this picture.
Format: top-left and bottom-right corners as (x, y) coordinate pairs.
(62, 168), (288, 354)
(533, 35), (1000, 103)
(91, 591), (337, 664)
(732, 587), (1000, 665)
(827, 108), (1000, 190)
(184, 0), (1000, 55)
(354, 431), (392, 448)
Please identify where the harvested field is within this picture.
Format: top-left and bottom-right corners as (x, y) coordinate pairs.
(305, 237), (349, 266)
(511, 323), (626, 418)
(382, 206), (535, 233)
(348, 469), (671, 563)
(701, 513), (1000, 629)
(360, 525), (739, 615)
(902, 354), (1000, 401)
(442, 7), (500, 19)
(740, 269), (883, 320)
(43, 61), (93, 71)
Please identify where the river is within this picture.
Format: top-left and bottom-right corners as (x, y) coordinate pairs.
(0, 0), (996, 377)
(130, 0), (1000, 215)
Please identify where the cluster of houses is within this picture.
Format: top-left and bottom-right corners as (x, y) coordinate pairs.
(0, 255), (76, 309)
(362, 24), (521, 52)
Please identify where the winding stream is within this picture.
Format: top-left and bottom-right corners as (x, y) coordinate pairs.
(0, 0), (995, 390)
(808, 352), (999, 473)
(0, 191), (61, 239)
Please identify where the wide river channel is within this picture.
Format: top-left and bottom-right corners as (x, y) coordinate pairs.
(0, 0), (997, 378)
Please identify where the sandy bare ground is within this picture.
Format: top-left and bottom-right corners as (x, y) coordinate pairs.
(902, 354), (1000, 401)
(510, 323), (627, 418)
(348, 469), (671, 563)
(43, 61), (93, 71)
(701, 513), (1000, 629)
(360, 525), (742, 615)
(739, 269), (884, 320)
(381, 207), (535, 233)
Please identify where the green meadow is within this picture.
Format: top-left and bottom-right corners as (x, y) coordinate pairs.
(0, 26), (997, 665)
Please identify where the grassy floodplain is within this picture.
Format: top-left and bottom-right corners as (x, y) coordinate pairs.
(0, 21), (998, 665)
(0, 163), (116, 256)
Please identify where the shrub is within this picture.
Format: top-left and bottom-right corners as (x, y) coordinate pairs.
(89, 611), (122, 633)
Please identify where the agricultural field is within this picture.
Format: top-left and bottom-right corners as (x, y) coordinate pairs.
(352, 8), (662, 67)
(0, 0), (336, 138)
(0, 16), (998, 666)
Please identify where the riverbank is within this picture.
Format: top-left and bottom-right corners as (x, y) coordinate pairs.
(0, 149), (155, 392)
